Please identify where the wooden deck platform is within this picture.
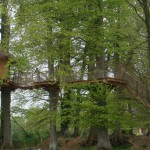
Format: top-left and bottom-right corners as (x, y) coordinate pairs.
(69, 78), (127, 86)
(1, 70), (150, 108)
(0, 77), (128, 90)
(1, 80), (59, 90)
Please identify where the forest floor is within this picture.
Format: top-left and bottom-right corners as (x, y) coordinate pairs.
(35, 135), (150, 150)
(128, 136), (150, 150)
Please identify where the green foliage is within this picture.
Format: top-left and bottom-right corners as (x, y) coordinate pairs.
(4, 0), (150, 148)
(61, 82), (150, 133)
(62, 83), (118, 129)
(12, 107), (50, 148)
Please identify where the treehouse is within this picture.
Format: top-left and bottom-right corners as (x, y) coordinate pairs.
(0, 52), (10, 80)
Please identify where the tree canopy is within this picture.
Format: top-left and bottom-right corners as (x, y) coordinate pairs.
(0, 0), (150, 150)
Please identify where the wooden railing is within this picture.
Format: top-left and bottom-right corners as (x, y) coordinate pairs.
(8, 68), (150, 106)
(122, 71), (150, 106)
(10, 70), (50, 86)
(10, 69), (114, 85)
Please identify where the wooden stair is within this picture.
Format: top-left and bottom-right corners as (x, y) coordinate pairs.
(122, 71), (150, 107)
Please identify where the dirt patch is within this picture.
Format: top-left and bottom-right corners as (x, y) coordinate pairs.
(36, 136), (150, 150)
(129, 136), (150, 150)
(36, 138), (50, 149)
(59, 137), (85, 150)
(36, 137), (84, 150)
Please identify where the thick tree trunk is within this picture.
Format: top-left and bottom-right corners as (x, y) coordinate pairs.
(1, 0), (10, 53)
(114, 53), (120, 78)
(73, 89), (80, 137)
(49, 123), (57, 150)
(48, 88), (59, 150)
(73, 126), (80, 137)
(1, 87), (13, 149)
(60, 90), (71, 137)
(61, 122), (70, 137)
(96, 55), (106, 78)
(97, 127), (112, 150)
(0, 1), (12, 149)
(86, 127), (98, 146)
(111, 124), (123, 146)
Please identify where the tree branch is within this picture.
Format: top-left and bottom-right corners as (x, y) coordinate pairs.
(125, 0), (145, 23)
(12, 117), (28, 134)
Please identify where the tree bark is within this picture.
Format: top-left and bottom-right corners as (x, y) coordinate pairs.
(60, 90), (71, 137)
(48, 88), (59, 150)
(61, 116), (70, 137)
(1, 87), (13, 149)
(114, 53), (120, 78)
(0, 0), (12, 149)
(96, 54), (106, 78)
(141, 0), (150, 69)
(86, 127), (98, 146)
(111, 124), (123, 146)
(73, 126), (80, 137)
(97, 127), (112, 150)
(1, 0), (10, 53)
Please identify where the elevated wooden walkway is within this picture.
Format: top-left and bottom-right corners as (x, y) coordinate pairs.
(1, 70), (127, 90)
(1, 80), (59, 90)
(1, 69), (150, 107)
(1, 77), (127, 90)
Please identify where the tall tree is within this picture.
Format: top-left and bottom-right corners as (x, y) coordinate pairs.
(9, 0), (149, 149)
(0, 0), (13, 149)
(125, 0), (150, 105)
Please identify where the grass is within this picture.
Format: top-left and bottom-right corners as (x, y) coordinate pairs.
(113, 144), (131, 150)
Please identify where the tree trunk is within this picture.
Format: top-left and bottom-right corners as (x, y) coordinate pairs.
(97, 127), (112, 150)
(1, 0), (10, 53)
(73, 126), (80, 137)
(1, 87), (13, 149)
(61, 121), (70, 137)
(141, 0), (150, 69)
(60, 90), (71, 137)
(96, 55), (106, 78)
(114, 53), (120, 78)
(73, 89), (81, 137)
(48, 88), (59, 150)
(86, 127), (98, 146)
(0, 0), (12, 149)
(111, 124), (123, 146)
(49, 123), (57, 150)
